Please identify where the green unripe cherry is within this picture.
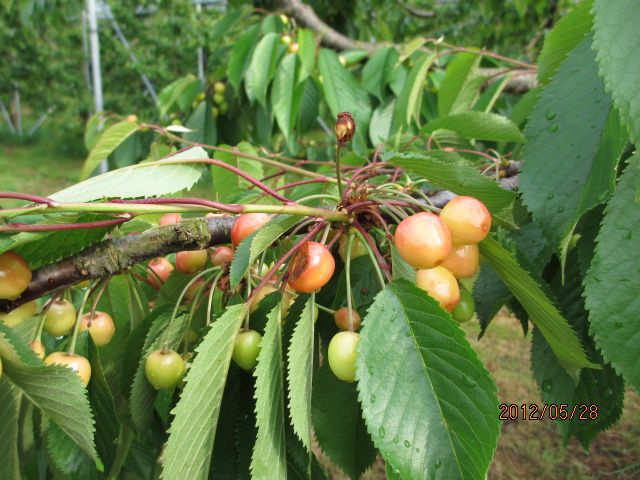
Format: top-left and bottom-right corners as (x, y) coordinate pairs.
(145, 349), (186, 389)
(328, 331), (360, 383)
(452, 288), (475, 323)
(233, 330), (262, 370)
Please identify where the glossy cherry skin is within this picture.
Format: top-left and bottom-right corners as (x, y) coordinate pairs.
(415, 266), (460, 312)
(145, 349), (186, 389)
(230, 213), (271, 246)
(287, 242), (335, 293)
(175, 250), (208, 274)
(338, 235), (368, 262)
(394, 212), (452, 269)
(45, 352), (92, 386)
(439, 196), (491, 244)
(233, 330), (262, 371)
(80, 311), (116, 347)
(43, 299), (77, 337)
(441, 244), (480, 279)
(147, 257), (174, 289)
(328, 331), (360, 383)
(0, 252), (32, 300)
(209, 246), (235, 267)
(334, 307), (361, 331)
(29, 340), (46, 360)
(452, 288), (475, 323)
(159, 213), (182, 226)
(0, 300), (37, 327)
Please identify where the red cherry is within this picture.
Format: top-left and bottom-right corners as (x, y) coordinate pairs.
(0, 252), (32, 300)
(44, 352), (92, 385)
(439, 196), (491, 244)
(415, 266), (460, 312)
(334, 307), (361, 331)
(210, 246), (235, 266)
(230, 213), (270, 246)
(147, 257), (174, 289)
(440, 244), (480, 279)
(175, 250), (208, 274)
(287, 242), (335, 293)
(80, 311), (116, 347)
(394, 212), (452, 269)
(159, 213), (182, 226)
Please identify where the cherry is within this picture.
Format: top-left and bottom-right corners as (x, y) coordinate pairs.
(439, 196), (491, 244)
(230, 213), (271, 246)
(334, 307), (361, 331)
(441, 244), (480, 279)
(175, 250), (208, 274)
(147, 257), (174, 289)
(210, 246), (235, 266)
(328, 331), (359, 383)
(159, 213), (182, 226)
(80, 311), (116, 347)
(0, 300), (37, 328)
(394, 212), (452, 269)
(29, 340), (45, 360)
(338, 235), (368, 262)
(287, 242), (335, 293)
(288, 42), (299, 54)
(0, 252), (32, 300)
(452, 288), (475, 323)
(213, 81), (226, 94)
(233, 330), (262, 370)
(44, 352), (92, 386)
(281, 34), (292, 45)
(44, 299), (77, 337)
(415, 266), (460, 312)
(145, 349), (186, 389)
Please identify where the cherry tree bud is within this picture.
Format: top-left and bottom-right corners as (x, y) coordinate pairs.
(335, 112), (356, 146)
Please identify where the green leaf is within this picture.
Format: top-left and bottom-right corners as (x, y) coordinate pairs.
(251, 305), (287, 479)
(369, 99), (395, 145)
(296, 29), (316, 83)
(585, 155), (640, 391)
(161, 304), (246, 480)
(422, 111), (524, 142)
(287, 296), (315, 450)
(52, 147), (205, 202)
(509, 86), (541, 126)
(520, 37), (622, 250)
(211, 143), (264, 203)
(230, 215), (300, 287)
(537, 0), (593, 84)
(385, 150), (515, 218)
(297, 79), (320, 134)
(157, 75), (199, 117)
(0, 322), (44, 367)
(362, 47), (399, 102)
(479, 236), (593, 370)
(84, 112), (104, 151)
(357, 281), (499, 479)
(318, 48), (372, 129)
(184, 101), (217, 146)
(0, 376), (20, 480)
(474, 264), (511, 338)
(312, 363), (376, 478)
(391, 244), (415, 283)
(437, 52), (482, 116)
(246, 32), (281, 106)
(272, 54), (303, 145)
(393, 53), (437, 131)
(228, 24), (261, 91)
(593, 0), (640, 144)
(80, 120), (139, 179)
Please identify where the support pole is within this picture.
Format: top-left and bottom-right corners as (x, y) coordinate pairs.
(87, 0), (107, 174)
(195, 0), (205, 82)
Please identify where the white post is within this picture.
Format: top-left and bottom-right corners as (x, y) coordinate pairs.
(87, 0), (107, 173)
(195, 0), (205, 82)
(14, 89), (22, 136)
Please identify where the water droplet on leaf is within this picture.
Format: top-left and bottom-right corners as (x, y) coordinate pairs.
(542, 379), (553, 392)
(404, 440), (411, 448)
(557, 206), (564, 213)
(393, 436), (399, 444)
(547, 124), (558, 133)
(378, 426), (385, 438)
(434, 459), (442, 469)
(545, 110), (556, 120)
(370, 395), (376, 404)
(547, 193), (554, 200)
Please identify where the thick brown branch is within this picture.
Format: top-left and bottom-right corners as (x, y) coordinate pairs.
(0, 217), (235, 313)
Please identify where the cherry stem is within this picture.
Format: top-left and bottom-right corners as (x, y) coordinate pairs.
(247, 221), (325, 305)
(342, 162), (385, 205)
(206, 270), (225, 327)
(345, 233), (355, 332)
(352, 220), (392, 283)
(335, 145), (344, 200)
(113, 197), (243, 214)
(0, 216), (132, 233)
(326, 225), (345, 250)
(33, 293), (62, 342)
(86, 278), (111, 328)
(316, 303), (336, 315)
(0, 192), (58, 206)
(68, 287), (91, 355)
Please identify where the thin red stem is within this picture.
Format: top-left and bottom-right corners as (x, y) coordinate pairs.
(0, 192), (57, 206)
(352, 220), (392, 282)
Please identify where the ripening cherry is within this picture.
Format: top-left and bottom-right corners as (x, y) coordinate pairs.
(147, 257), (174, 289)
(288, 42), (299, 54)
(452, 288), (475, 323)
(145, 349), (186, 389)
(0, 252), (32, 300)
(328, 331), (360, 383)
(233, 330), (262, 370)
(415, 266), (460, 312)
(440, 244), (480, 279)
(29, 340), (45, 360)
(334, 307), (361, 331)
(175, 250), (208, 274)
(45, 352), (92, 386)
(80, 311), (116, 347)
(230, 213), (271, 246)
(213, 81), (226, 94)
(338, 235), (368, 262)
(44, 299), (77, 337)
(287, 242), (335, 293)
(439, 196), (491, 244)
(159, 213), (182, 226)
(394, 212), (452, 269)
(0, 300), (37, 327)
(210, 246), (234, 267)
